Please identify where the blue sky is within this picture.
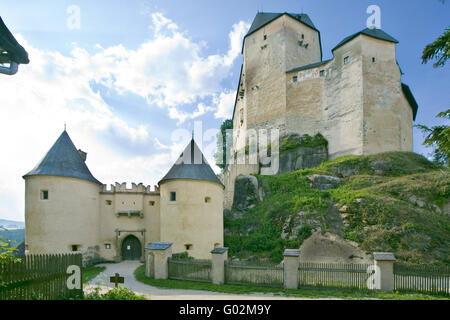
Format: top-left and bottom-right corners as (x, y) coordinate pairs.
(0, 0), (448, 222)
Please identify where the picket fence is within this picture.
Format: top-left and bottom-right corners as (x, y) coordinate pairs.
(0, 253), (83, 300)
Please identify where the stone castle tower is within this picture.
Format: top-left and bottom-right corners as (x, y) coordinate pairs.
(232, 12), (418, 159)
(23, 130), (224, 263)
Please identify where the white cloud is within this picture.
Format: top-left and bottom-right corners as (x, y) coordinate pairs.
(0, 13), (249, 221)
(214, 90), (237, 119)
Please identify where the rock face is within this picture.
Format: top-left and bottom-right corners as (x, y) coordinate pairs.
(299, 232), (372, 264)
(232, 175), (261, 211)
(307, 174), (342, 190)
(276, 146), (328, 175)
(370, 160), (393, 175)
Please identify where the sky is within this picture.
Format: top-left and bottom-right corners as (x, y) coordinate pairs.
(0, 0), (448, 222)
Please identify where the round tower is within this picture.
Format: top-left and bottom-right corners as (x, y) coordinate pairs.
(158, 138), (224, 259)
(23, 130), (101, 263)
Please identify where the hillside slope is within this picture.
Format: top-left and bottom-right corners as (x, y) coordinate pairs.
(224, 152), (449, 265)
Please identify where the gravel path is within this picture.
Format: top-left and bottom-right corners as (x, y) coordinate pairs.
(86, 261), (332, 300)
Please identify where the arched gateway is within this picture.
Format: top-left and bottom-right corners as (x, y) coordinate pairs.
(121, 235), (142, 260)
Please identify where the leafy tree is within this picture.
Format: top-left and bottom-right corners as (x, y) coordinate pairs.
(418, 2), (449, 166)
(0, 227), (20, 264)
(421, 0), (449, 67)
(215, 119), (233, 169)
(422, 27), (450, 67)
(415, 109), (450, 166)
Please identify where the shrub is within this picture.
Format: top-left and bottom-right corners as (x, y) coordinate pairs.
(84, 286), (146, 300)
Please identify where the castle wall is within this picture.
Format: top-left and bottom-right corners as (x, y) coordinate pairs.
(322, 37), (365, 158)
(24, 175), (101, 263)
(98, 183), (160, 261)
(360, 36), (413, 154)
(235, 15), (321, 152)
(233, 16), (415, 167)
(159, 179), (224, 259)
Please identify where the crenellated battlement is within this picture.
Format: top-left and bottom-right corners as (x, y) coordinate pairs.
(101, 182), (160, 194)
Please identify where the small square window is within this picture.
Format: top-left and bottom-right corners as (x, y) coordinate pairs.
(205, 197), (211, 203)
(105, 243), (111, 249)
(71, 245), (79, 252)
(40, 190), (49, 200)
(185, 244), (192, 250)
(149, 201), (155, 206)
(344, 56), (349, 64)
(292, 76), (298, 83)
(319, 70), (325, 77)
(170, 192), (176, 201)
(105, 200), (112, 205)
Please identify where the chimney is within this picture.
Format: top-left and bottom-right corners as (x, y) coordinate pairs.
(78, 149), (87, 162)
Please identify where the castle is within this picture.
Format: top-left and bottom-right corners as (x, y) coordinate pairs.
(232, 12), (418, 158)
(23, 12), (419, 262)
(23, 130), (224, 263)
(223, 12), (418, 208)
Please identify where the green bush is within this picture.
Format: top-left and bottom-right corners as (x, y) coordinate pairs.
(84, 286), (146, 300)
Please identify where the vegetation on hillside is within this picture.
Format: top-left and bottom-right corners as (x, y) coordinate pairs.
(224, 152), (449, 265)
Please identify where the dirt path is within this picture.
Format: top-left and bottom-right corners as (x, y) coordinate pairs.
(86, 261), (335, 300)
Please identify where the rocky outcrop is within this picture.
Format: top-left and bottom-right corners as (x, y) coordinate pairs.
(307, 174), (341, 190)
(232, 175), (261, 211)
(276, 146), (328, 174)
(299, 232), (372, 264)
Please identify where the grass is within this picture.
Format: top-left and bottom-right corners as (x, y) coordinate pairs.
(133, 265), (448, 300)
(224, 151), (450, 264)
(82, 265), (106, 284)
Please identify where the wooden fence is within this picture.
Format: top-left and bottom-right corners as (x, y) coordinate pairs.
(168, 258), (212, 282)
(394, 263), (450, 295)
(225, 260), (284, 287)
(298, 262), (374, 290)
(0, 253), (83, 300)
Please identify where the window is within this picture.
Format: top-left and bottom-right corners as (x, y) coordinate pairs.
(40, 190), (49, 200)
(170, 191), (176, 201)
(319, 70), (325, 77)
(263, 34), (267, 40)
(344, 56), (349, 64)
(185, 244), (192, 250)
(292, 76), (298, 83)
(372, 57), (376, 63)
(105, 200), (112, 205)
(214, 243), (220, 248)
(105, 243), (111, 249)
(301, 34), (305, 39)
(71, 245), (79, 252)
(149, 201), (155, 206)
(205, 197), (211, 203)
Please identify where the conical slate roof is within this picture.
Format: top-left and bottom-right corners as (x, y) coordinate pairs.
(23, 131), (102, 185)
(158, 139), (223, 186)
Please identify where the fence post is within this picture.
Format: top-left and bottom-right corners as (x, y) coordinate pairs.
(283, 249), (300, 290)
(373, 252), (396, 292)
(145, 242), (173, 280)
(211, 247), (228, 285)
